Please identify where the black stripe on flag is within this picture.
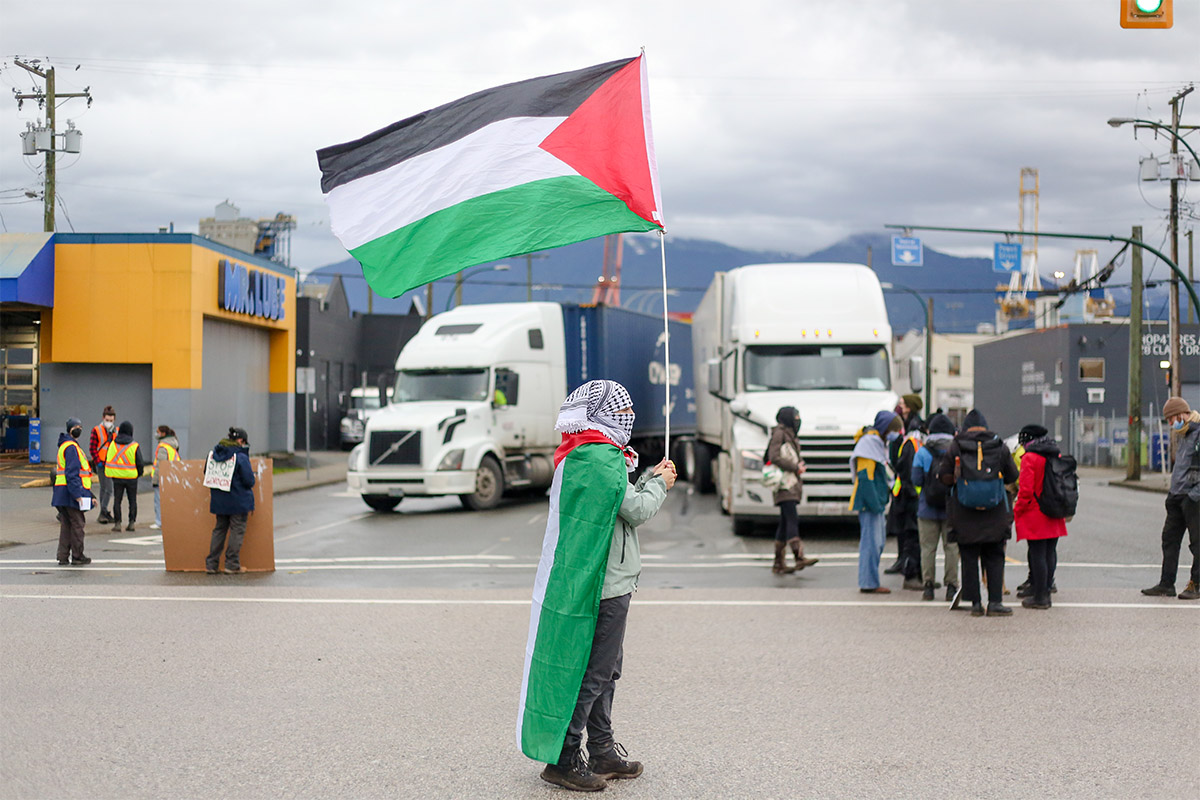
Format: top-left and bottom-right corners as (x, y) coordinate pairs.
(316, 57), (636, 194)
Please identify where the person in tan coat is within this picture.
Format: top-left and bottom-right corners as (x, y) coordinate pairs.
(767, 406), (819, 574)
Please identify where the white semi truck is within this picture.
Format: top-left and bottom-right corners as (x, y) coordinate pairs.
(346, 301), (693, 512)
(691, 263), (913, 534)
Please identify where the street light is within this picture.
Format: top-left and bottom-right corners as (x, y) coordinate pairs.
(446, 263), (510, 311)
(1107, 117), (1200, 166)
(880, 282), (933, 412)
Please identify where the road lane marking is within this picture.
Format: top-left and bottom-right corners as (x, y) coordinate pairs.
(0, 559), (1167, 570)
(109, 535), (164, 546)
(1, 593), (1195, 610)
(273, 512), (374, 543)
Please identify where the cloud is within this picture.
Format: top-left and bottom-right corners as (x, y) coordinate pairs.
(1, 0), (1194, 277)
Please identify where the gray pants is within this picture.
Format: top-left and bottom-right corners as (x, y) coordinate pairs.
(97, 462), (113, 516)
(918, 517), (959, 586)
(207, 513), (248, 571)
(559, 592), (630, 763)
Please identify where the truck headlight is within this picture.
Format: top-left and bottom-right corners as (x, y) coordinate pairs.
(348, 443), (364, 471)
(741, 450), (763, 471)
(437, 449), (465, 471)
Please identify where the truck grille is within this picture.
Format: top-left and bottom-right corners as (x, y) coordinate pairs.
(368, 431), (422, 466)
(796, 436), (856, 495)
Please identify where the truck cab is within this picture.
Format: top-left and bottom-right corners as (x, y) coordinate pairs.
(693, 263), (900, 532)
(346, 303), (566, 511)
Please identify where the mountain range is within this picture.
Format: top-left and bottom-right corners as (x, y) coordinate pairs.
(304, 232), (1177, 334)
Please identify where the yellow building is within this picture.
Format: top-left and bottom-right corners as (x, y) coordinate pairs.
(0, 232), (296, 458)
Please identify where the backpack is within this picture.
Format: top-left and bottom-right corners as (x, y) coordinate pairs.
(1037, 452), (1078, 519)
(921, 440), (951, 510)
(954, 435), (1008, 510)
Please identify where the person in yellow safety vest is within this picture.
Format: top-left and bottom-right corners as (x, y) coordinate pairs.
(105, 420), (148, 533)
(89, 405), (117, 524)
(886, 424), (925, 590)
(150, 424), (180, 530)
(52, 417), (95, 566)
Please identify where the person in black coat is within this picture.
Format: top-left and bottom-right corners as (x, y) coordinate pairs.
(206, 426), (256, 574)
(936, 409), (1019, 617)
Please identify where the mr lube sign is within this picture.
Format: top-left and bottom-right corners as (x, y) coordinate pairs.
(218, 259), (286, 321)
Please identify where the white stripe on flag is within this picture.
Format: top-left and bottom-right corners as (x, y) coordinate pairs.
(516, 461), (565, 749)
(326, 116), (576, 250)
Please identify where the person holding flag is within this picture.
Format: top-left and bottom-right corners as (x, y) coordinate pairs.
(518, 380), (675, 792)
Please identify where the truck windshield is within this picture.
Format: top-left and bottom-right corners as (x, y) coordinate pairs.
(744, 345), (891, 391)
(394, 369), (490, 402)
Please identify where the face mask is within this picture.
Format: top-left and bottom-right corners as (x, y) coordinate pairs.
(103, 420), (115, 431)
(70, 427), (82, 439)
(886, 431), (900, 443)
(1172, 419), (1187, 431)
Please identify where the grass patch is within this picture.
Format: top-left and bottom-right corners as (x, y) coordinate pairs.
(273, 465), (304, 474)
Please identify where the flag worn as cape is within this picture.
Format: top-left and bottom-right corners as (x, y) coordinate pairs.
(317, 55), (664, 299)
(517, 436), (627, 762)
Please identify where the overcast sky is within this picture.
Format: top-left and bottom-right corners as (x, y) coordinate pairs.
(1, 1), (1196, 282)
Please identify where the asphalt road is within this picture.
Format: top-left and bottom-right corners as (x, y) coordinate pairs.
(2, 473), (1197, 799)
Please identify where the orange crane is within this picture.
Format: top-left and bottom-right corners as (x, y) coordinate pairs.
(591, 233), (623, 306)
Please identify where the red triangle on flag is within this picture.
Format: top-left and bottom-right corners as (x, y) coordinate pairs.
(539, 57), (662, 227)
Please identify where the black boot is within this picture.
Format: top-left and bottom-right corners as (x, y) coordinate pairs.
(589, 743), (643, 780)
(922, 581), (935, 601)
(541, 749), (607, 792)
(883, 557), (904, 575)
(986, 602), (1013, 616)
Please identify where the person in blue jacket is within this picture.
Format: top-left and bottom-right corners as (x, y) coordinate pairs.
(206, 426), (256, 575)
(52, 417), (95, 566)
(851, 410), (902, 593)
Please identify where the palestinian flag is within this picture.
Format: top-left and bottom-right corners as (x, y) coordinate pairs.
(317, 56), (664, 299)
(517, 436), (627, 762)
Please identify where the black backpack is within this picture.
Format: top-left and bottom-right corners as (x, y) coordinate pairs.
(955, 435), (1009, 510)
(921, 440), (951, 510)
(1037, 452), (1079, 519)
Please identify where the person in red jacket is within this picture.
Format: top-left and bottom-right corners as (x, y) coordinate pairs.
(1013, 425), (1068, 609)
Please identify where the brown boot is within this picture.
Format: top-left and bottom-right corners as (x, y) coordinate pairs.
(772, 541), (794, 574)
(788, 538), (819, 570)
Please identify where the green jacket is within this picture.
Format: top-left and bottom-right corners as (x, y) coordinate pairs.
(602, 470), (667, 599)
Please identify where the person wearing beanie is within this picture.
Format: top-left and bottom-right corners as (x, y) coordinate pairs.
(766, 406), (819, 574)
(1012, 425), (1068, 609)
(51, 417), (95, 566)
(851, 411), (898, 593)
(886, 400), (925, 589)
(1142, 397), (1200, 600)
(935, 408), (1019, 616)
(912, 413), (959, 600)
(1013, 424), (1054, 600)
(104, 420), (147, 533)
(206, 426), (256, 575)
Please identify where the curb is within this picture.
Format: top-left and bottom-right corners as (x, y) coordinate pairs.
(273, 474), (347, 496)
(1108, 480), (1169, 495)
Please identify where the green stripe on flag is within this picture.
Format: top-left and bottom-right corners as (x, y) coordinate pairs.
(349, 176), (659, 298)
(520, 443), (626, 762)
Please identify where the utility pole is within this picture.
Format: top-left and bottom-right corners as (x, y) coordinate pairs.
(1166, 86), (1192, 399)
(1128, 226), (1143, 482)
(926, 297), (934, 413)
(1187, 228), (1194, 325)
(13, 59), (91, 232)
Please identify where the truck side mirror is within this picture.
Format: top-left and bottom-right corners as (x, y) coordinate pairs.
(908, 356), (925, 394)
(707, 359), (723, 399)
(376, 375), (389, 408)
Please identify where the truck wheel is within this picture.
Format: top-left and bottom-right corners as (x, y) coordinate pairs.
(692, 442), (715, 494)
(362, 495), (401, 512)
(461, 456), (504, 511)
(732, 515), (757, 537)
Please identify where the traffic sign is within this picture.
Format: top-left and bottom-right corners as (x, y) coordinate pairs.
(296, 366), (316, 395)
(891, 236), (923, 267)
(1041, 389), (1060, 407)
(994, 242), (1022, 274)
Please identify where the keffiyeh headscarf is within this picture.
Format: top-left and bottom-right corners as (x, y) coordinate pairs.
(555, 380), (636, 448)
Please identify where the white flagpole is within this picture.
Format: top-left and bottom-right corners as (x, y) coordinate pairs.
(659, 230), (670, 461)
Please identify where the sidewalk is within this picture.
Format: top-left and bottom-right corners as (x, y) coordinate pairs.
(0, 450), (348, 548)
